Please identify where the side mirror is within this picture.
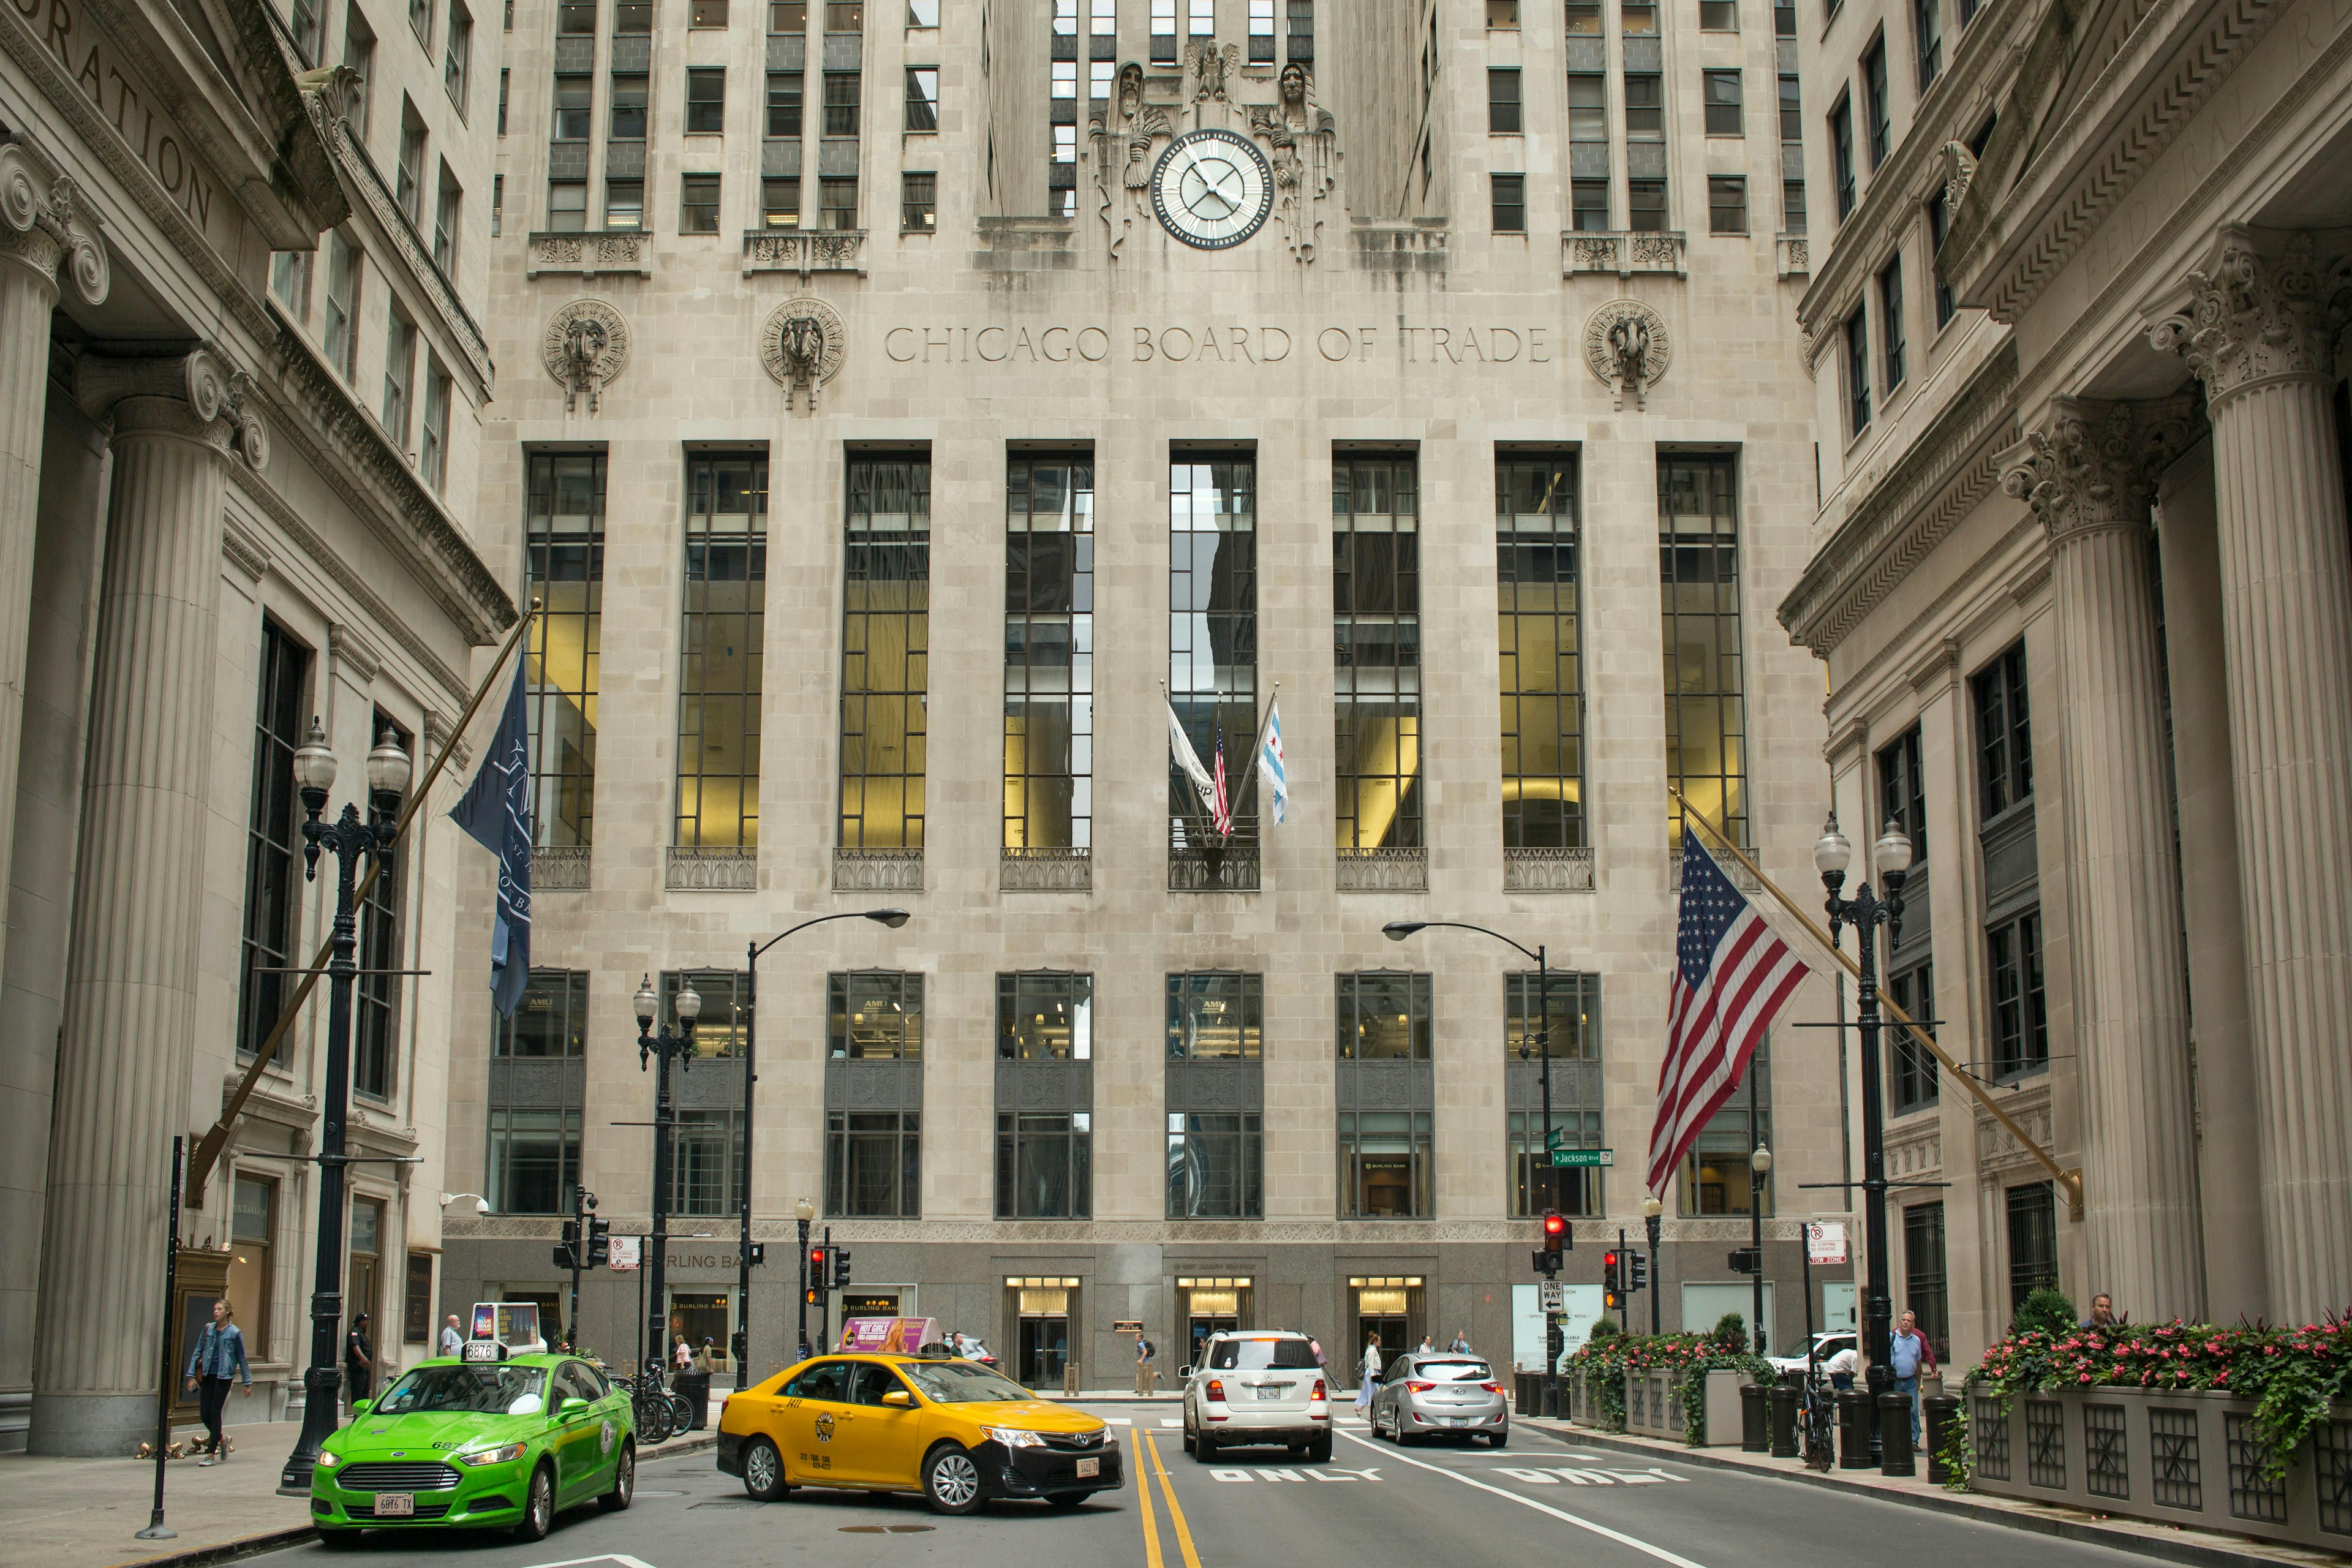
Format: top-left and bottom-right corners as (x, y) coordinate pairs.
(1177, 1365), (1192, 1381)
(881, 1389), (912, 1408)
(350, 1399), (373, 1418)
(559, 1396), (589, 1416)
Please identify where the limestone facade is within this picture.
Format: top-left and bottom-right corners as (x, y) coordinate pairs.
(0, 0), (510, 1452)
(439, 0), (1861, 1384)
(1784, 0), (2352, 1362)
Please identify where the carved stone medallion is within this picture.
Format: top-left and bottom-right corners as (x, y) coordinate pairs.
(1582, 298), (1673, 411)
(541, 299), (630, 413)
(759, 296), (848, 412)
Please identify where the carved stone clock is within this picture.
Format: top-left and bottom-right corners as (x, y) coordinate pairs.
(1150, 128), (1274, 250)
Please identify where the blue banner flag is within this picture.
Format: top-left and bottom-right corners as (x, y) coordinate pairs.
(1257, 698), (1287, 825)
(450, 665), (533, 1016)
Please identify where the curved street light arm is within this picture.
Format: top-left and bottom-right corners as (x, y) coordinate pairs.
(1387, 918), (1543, 967)
(750, 907), (911, 965)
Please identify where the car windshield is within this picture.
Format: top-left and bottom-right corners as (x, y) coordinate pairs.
(375, 1363), (548, 1415)
(1207, 1337), (1319, 1371)
(1415, 1359), (1491, 1381)
(899, 1360), (1036, 1404)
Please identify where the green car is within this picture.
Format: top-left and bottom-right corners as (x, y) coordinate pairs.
(311, 1349), (635, 1544)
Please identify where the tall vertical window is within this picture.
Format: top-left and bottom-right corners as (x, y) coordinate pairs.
(497, 67), (509, 134)
(905, 66), (938, 129)
(1572, 178), (1608, 230)
(1339, 1114), (1433, 1218)
(1914, 0), (1942, 87)
(409, 0), (431, 37)
(1507, 971), (1603, 1216)
(552, 74), (590, 138)
(324, 231), (360, 377)
(1830, 96), (1855, 217)
(995, 974), (1093, 1220)
(271, 251), (312, 319)
(445, 1), (473, 111)
(1488, 68), (1522, 132)
(1168, 456), (1257, 869)
(840, 454), (932, 851)
(1004, 455), (1093, 856)
(1779, 70), (1801, 140)
(1496, 452), (1585, 851)
(1784, 178), (1807, 234)
(1286, 0), (1312, 59)
(1845, 305), (1871, 432)
(345, 10), (376, 135)
(433, 170), (462, 273)
(1988, 911), (2048, 1078)
(239, 622), (309, 1063)
(355, 714), (412, 1102)
(900, 170), (936, 230)
(548, 178), (587, 230)
(525, 453), (604, 846)
(681, 172), (722, 231)
(612, 73), (649, 137)
(1188, 0), (1210, 34)
(763, 177), (802, 225)
(1249, 0), (1275, 60)
(1169, 1114), (1263, 1218)
(1337, 971), (1431, 1060)
(1166, 973), (1262, 1219)
(421, 361), (451, 491)
(489, 1110), (581, 1212)
(606, 178), (644, 229)
(766, 72), (802, 134)
(383, 311), (417, 444)
(1624, 72), (1663, 137)
(819, 176), (858, 227)
(1703, 68), (1743, 134)
(2006, 1182), (2057, 1308)
(1678, 1045), (1773, 1215)
(1878, 724), (1926, 861)
(1050, 59), (1078, 213)
(1975, 643), (2032, 819)
(495, 970), (590, 1057)
(397, 107), (428, 224)
(1774, 0), (1794, 31)
(688, 67), (728, 132)
(826, 971), (922, 1218)
(1152, 0), (1176, 61)
(1886, 960), (1938, 1111)
(1490, 174), (1525, 233)
(1929, 191), (1954, 325)
(1863, 38), (1891, 167)
(671, 1110), (745, 1215)
(1568, 74), (1607, 141)
(998, 1113), (1091, 1218)
(1333, 453), (1422, 851)
(1880, 252), (1907, 391)
(1903, 1202), (1949, 1359)
(677, 453), (768, 850)
(1659, 454), (1747, 850)
(1708, 175), (1747, 233)
(229, 1177), (277, 1349)
(823, 70), (861, 134)
(286, 0), (323, 61)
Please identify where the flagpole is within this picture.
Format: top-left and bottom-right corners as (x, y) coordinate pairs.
(187, 603), (541, 1202)
(1228, 681), (1281, 819)
(1666, 787), (2082, 1216)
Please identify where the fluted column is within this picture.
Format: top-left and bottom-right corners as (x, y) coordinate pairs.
(2002, 396), (2207, 1320)
(0, 139), (108, 992)
(28, 352), (266, 1455)
(2150, 226), (2352, 1323)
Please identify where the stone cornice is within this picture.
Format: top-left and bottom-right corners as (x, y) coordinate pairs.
(255, 301), (515, 666)
(1945, 0), (2290, 324)
(1795, 0), (2027, 342)
(329, 620), (388, 684)
(1778, 340), (2021, 657)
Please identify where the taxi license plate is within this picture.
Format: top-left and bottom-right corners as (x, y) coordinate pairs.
(1075, 1458), (1100, 1479)
(374, 1493), (415, 1518)
(1256, 1385), (1287, 1400)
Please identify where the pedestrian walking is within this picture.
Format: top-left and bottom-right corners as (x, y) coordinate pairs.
(1355, 1335), (1382, 1415)
(1134, 1333), (1157, 1396)
(183, 1299), (252, 1463)
(1890, 1311), (1934, 1447)
(439, 1314), (464, 1359)
(674, 1333), (693, 1373)
(1449, 1329), (1472, 1354)
(1416, 1333), (1434, 1355)
(694, 1338), (717, 1374)
(344, 1313), (374, 1409)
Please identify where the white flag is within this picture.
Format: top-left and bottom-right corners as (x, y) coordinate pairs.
(1257, 698), (1287, 825)
(1165, 698), (1220, 820)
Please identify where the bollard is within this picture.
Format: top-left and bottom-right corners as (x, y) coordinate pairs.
(1878, 1390), (1916, 1477)
(1923, 1393), (1960, 1483)
(1740, 1382), (1769, 1451)
(1837, 1389), (1874, 1469)
(1768, 1379), (1800, 1458)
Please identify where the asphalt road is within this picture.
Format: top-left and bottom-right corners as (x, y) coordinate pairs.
(258, 1406), (2164, 1568)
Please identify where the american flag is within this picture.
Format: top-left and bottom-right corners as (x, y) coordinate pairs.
(1647, 834), (1813, 1195)
(1210, 721), (1233, 837)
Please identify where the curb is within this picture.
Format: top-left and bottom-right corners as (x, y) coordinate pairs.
(1529, 1423), (2315, 1568)
(103, 1434), (721, 1568)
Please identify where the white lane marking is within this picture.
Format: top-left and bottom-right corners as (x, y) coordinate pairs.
(1490, 1464), (1686, 1487)
(1335, 1431), (1713, 1568)
(1160, 1418), (1184, 1428)
(1106, 1417), (1133, 1425)
(521, 1557), (665, 1568)
(1210, 1466), (1382, 1483)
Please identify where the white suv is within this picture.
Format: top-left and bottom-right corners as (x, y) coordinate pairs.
(1180, 1331), (1332, 1464)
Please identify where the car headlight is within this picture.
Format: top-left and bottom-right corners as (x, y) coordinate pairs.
(314, 1451), (341, 1469)
(980, 1427), (1047, 1448)
(457, 1442), (529, 1466)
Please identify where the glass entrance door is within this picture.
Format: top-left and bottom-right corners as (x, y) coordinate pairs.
(1005, 1276), (1081, 1389)
(1018, 1315), (1069, 1387)
(1176, 1275), (1253, 1369)
(1349, 1274), (1425, 1367)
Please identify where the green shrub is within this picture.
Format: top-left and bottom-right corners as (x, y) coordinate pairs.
(2009, 1286), (2077, 1338)
(1589, 1316), (1620, 1340)
(1711, 1312), (1748, 1350)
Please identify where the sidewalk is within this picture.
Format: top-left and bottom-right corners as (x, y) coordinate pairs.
(0, 1412), (720, 1568)
(1521, 1419), (2350, 1568)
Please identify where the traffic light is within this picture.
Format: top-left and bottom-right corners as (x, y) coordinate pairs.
(587, 1216), (611, 1267)
(1602, 1249), (1623, 1311)
(1728, 1247), (1761, 1275)
(1626, 1250), (1649, 1294)
(1542, 1210), (1567, 1258)
(830, 1248), (852, 1290)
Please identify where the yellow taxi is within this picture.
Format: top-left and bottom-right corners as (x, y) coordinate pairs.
(717, 1353), (1124, 1515)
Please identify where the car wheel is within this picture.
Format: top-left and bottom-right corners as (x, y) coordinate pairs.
(922, 1444), (984, 1516)
(742, 1437), (790, 1502)
(1193, 1430), (1216, 1464)
(314, 1529), (358, 1550)
(1180, 1420), (1194, 1455)
(511, 1462), (555, 1542)
(1046, 1491), (1094, 1510)
(599, 1439), (636, 1511)
(1393, 1414), (1416, 1449)
(1485, 1428), (1509, 1450)
(1305, 1433), (1332, 1464)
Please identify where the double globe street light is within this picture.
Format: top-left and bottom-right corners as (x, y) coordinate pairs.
(278, 721), (412, 1494)
(634, 974), (701, 1383)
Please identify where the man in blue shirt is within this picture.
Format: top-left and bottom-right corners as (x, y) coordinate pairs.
(1888, 1310), (1931, 1447)
(183, 1298), (253, 1464)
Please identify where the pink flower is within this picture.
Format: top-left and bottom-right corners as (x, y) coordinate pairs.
(2079, 1373), (2092, 1383)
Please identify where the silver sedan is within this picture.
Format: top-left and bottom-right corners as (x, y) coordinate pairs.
(1368, 1354), (1509, 1448)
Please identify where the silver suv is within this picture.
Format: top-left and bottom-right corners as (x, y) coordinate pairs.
(1180, 1331), (1333, 1464)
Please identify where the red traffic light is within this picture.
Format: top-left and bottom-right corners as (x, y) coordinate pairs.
(1603, 1249), (1619, 1267)
(1542, 1212), (1566, 1240)
(810, 1246), (827, 1269)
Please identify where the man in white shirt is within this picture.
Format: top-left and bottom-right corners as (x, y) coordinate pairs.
(1823, 1345), (1860, 1391)
(440, 1314), (464, 1359)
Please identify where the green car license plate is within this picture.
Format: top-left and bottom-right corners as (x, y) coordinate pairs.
(375, 1493), (414, 1517)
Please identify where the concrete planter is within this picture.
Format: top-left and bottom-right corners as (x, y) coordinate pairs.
(1621, 1366), (1744, 1446)
(1966, 1386), (2352, 1551)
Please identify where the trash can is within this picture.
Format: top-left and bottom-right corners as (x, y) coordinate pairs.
(675, 1371), (710, 1430)
(1768, 1380), (1800, 1458)
(1740, 1383), (1769, 1452)
(1923, 1393), (1960, 1483)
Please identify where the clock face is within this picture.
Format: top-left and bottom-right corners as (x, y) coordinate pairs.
(1151, 129), (1274, 250)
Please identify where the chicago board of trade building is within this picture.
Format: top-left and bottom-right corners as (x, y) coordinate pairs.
(442, 0), (1862, 1385)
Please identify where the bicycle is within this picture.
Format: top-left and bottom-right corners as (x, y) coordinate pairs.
(1799, 1367), (1837, 1472)
(612, 1372), (676, 1444)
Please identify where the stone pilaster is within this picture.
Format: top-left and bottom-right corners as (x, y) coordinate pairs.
(27, 352), (265, 1455)
(2001, 394), (2207, 1321)
(2149, 226), (2352, 1323)
(0, 138), (108, 1001)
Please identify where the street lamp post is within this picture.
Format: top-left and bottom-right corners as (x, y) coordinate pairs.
(1641, 1193), (1663, 1335)
(738, 908), (909, 1379)
(793, 1197), (816, 1361)
(635, 975), (701, 1382)
(1749, 1142), (1773, 1355)
(1814, 813), (1911, 1457)
(278, 722), (411, 1495)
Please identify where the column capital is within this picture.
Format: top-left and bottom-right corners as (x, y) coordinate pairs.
(0, 136), (110, 306)
(74, 348), (269, 470)
(2148, 226), (2352, 405)
(2000, 396), (2204, 543)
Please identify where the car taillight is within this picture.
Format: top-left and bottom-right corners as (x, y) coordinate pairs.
(1407, 1381), (1436, 1393)
(1206, 1379), (1227, 1403)
(1311, 1379), (1327, 1401)
(1480, 1382), (1501, 1393)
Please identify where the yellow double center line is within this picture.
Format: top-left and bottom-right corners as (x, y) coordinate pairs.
(1136, 1431), (1205, 1568)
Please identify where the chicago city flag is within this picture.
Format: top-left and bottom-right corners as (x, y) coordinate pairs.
(1646, 832), (1812, 1196)
(451, 665), (533, 1016)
